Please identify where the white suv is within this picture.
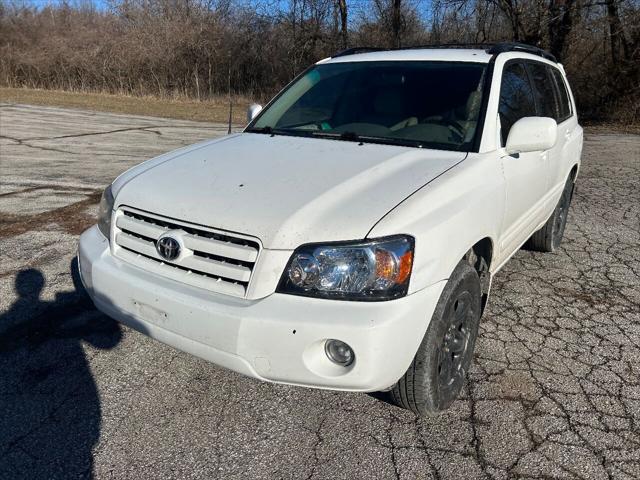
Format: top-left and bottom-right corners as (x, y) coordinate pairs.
(78, 43), (582, 415)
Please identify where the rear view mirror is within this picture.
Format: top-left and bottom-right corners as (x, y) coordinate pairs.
(506, 117), (557, 154)
(247, 104), (263, 123)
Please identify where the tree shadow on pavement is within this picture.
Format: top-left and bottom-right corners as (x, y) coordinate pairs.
(0, 258), (122, 479)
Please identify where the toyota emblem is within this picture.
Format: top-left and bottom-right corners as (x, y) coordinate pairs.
(156, 236), (180, 261)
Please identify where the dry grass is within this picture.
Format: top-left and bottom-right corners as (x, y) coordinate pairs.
(0, 88), (252, 124)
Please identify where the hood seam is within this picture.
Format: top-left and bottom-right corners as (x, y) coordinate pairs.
(365, 152), (469, 238)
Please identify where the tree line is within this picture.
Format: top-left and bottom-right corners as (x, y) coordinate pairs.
(0, 0), (638, 123)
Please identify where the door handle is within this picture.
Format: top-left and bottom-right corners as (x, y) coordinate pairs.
(564, 130), (571, 140)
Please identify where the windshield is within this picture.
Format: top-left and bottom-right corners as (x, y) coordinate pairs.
(248, 61), (487, 151)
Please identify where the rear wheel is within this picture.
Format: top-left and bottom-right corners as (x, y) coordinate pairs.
(390, 260), (482, 415)
(525, 177), (574, 253)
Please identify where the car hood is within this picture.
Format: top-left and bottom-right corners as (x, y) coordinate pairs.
(114, 133), (466, 249)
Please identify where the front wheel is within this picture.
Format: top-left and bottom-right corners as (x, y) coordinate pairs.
(390, 260), (482, 415)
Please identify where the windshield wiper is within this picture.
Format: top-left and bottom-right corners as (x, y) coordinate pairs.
(310, 130), (426, 148)
(246, 126), (274, 134)
(310, 131), (361, 142)
(246, 126), (309, 138)
(358, 136), (426, 149)
(248, 127), (436, 150)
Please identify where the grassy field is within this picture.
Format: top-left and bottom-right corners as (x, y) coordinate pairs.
(0, 88), (251, 124)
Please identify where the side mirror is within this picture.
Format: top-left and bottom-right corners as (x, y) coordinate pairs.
(505, 117), (557, 155)
(247, 104), (263, 123)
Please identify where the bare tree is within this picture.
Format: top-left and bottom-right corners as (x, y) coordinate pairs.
(1, 0), (638, 123)
(337, 0), (348, 48)
(392, 0), (402, 46)
(547, 0), (576, 61)
(605, 0), (630, 64)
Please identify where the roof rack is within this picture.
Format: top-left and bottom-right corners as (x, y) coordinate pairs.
(486, 42), (557, 62)
(332, 47), (386, 58)
(331, 42), (557, 63)
(402, 43), (498, 50)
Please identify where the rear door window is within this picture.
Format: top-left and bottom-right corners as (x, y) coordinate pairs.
(528, 62), (559, 120)
(549, 68), (572, 122)
(498, 62), (537, 146)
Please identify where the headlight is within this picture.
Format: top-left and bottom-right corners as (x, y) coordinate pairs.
(277, 235), (414, 301)
(97, 185), (115, 239)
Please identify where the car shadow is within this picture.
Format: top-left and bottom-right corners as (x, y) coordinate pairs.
(0, 258), (122, 479)
(367, 390), (398, 407)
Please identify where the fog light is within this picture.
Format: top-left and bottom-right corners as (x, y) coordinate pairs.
(325, 339), (354, 367)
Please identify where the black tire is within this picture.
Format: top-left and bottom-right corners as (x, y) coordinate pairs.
(390, 260), (482, 416)
(525, 177), (574, 253)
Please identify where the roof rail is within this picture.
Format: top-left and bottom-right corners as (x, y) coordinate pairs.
(406, 43), (498, 50)
(487, 42), (557, 62)
(331, 42), (557, 62)
(331, 44), (495, 58)
(332, 47), (386, 58)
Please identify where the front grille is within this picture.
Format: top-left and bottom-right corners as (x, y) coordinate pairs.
(113, 207), (261, 297)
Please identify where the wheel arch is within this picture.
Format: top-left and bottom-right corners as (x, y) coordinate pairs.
(570, 163), (579, 181)
(467, 237), (493, 271)
(463, 236), (494, 314)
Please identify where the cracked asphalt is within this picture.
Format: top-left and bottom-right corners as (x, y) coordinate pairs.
(1, 104), (639, 479)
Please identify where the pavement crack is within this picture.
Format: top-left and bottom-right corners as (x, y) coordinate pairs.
(0, 134), (81, 155)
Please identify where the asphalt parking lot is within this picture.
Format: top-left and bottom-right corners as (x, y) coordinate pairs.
(1, 103), (639, 479)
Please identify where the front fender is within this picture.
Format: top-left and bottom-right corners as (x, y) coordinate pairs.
(368, 152), (504, 293)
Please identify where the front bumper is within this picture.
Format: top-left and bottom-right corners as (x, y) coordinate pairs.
(79, 225), (445, 392)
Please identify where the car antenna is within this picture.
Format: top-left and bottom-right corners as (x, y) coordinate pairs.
(227, 55), (233, 135)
